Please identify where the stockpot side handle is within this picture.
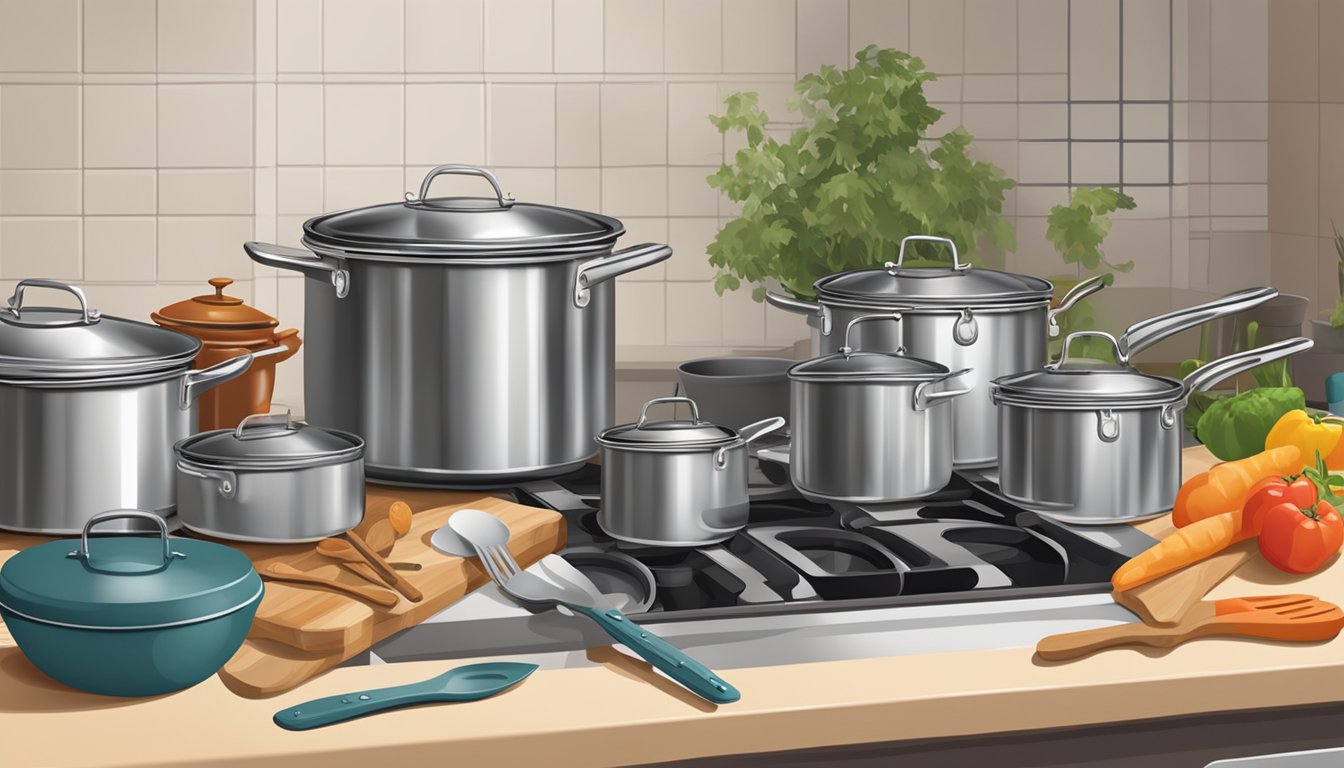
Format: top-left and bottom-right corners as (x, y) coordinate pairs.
(913, 368), (975, 412)
(840, 312), (906, 356)
(639, 396), (701, 426)
(405, 164), (515, 209)
(574, 244), (673, 308)
(1046, 274), (1111, 339)
(178, 463), (239, 499)
(887, 235), (966, 272)
(244, 242), (351, 299)
(764, 291), (832, 336)
(1168, 337), (1314, 427)
(181, 352), (254, 409)
(1117, 286), (1278, 364)
(6, 279), (102, 325)
(67, 510), (185, 565)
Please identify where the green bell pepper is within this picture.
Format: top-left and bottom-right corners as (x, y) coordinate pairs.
(1194, 386), (1306, 461)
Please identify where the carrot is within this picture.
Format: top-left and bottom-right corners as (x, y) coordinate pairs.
(1112, 510), (1243, 591)
(1175, 445), (1303, 527)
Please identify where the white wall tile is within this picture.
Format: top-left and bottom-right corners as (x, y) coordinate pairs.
(158, 0), (254, 74)
(1018, 141), (1068, 184)
(0, 0), (77, 73)
(1019, 103), (1067, 139)
(324, 84), (403, 165)
(1210, 102), (1268, 141)
(1187, 0), (1211, 101)
(1018, 73), (1067, 101)
(1069, 0), (1119, 100)
(0, 86), (79, 169)
(501, 168), (557, 205)
(615, 281), (666, 345)
(0, 218), (81, 279)
(84, 0), (156, 73)
(84, 170), (156, 215)
(406, 0), (483, 72)
(406, 84), (485, 165)
(158, 84), (254, 167)
(1018, 0), (1067, 73)
(84, 218), (156, 282)
(157, 216), (255, 282)
(964, 0), (1016, 74)
(1210, 141), (1268, 184)
(962, 75), (1016, 103)
(158, 169), (253, 215)
(1072, 142), (1120, 184)
(797, 0), (849, 75)
(1123, 0), (1170, 100)
(556, 84), (600, 167)
(850, 0), (908, 53)
(1123, 142), (1170, 184)
(323, 166), (404, 210)
(607, 0), (664, 73)
(1124, 104), (1169, 140)
(555, 0), (604, 73)
(667, 83), (723, 166)
(485, 0), (552, 73)
(723, 0), (796, 74)
(324, 0), (403, 73)
(1210, 184), (1268, 217)
(1071, 103), (1119, 140)
(666, 282), (724, 345)
(909, 0), (963, 75)
(488, 84), (556, 167)
(84, 85), (156, 168)
(720, 285), (766, 345)
(0, 170), (80, 215)
(962, 104), (1017, 140)
(666, 217), (719, 281)
(278, 0), (322, 72)
(277, 166), (324, 215)
(1211, 0), (1268, 101)
(601, 83), (667, 166)
(556, 167), (600, 210)
(602, 167), (667, 217)
(669, 166), (719, 216)
(277, 84), (324, 165)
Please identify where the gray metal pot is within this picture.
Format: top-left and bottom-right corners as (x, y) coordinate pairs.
(245, 165), (670, 486)
(787, 314), (974, 504)
(991, 333), (1313, 524)
(0, 279), (253, 534)
(675, 356), (794, 430)
(175, 412), (365, 542)
(596, 397), (784, 547)
(767, 236), (1106, 468)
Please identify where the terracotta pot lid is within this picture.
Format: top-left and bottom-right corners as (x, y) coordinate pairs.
(152, 278), (279, 331)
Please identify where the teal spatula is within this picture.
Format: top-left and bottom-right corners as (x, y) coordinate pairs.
(273, 661), (538, 730)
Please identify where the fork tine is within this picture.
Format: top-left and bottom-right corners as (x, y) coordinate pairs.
(474, 546), (508, 585)
(491, 544), (521, 578)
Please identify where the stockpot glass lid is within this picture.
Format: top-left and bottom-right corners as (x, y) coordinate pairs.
(175, 412), (365, 470)
(0, 279), (200, 380)
(814, 236), (1053, 307)
(992, 331), (1183, 406)
(303, 165), (624, 257)
(598, 397), (739, 449)
(0, 511), (262, 630)
(788, 311), (951, 381)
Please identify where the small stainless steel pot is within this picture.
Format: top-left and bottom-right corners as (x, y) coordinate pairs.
(596, 397), (784, 547)
(787, 314), (975, 504)
(991, 333), (1313, 524)
(175, 412), (365, 542)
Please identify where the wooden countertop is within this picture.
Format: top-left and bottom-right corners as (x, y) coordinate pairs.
(4, 446), (1344, 768)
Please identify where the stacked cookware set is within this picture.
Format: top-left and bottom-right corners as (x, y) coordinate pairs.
(0, 163), (1314, 697)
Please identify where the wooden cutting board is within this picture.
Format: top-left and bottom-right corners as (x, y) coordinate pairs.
(217, 486), (565, 698)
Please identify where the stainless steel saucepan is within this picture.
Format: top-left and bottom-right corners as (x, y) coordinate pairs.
(991, 333), (1313, 524)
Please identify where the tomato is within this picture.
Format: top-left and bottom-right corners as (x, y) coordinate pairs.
(1240, 475), (1318, 537)
(1257, 500), (1344, 574)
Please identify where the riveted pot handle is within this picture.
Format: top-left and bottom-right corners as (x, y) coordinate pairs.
(887, 235), (966, 272)
(181, 352), (254, 409)
(1046, 274), (1110, 338)
(244, 242), (351, 299)
(765, 291), (832, 336)
(1169, 337), (1314, 427)
(67, 510), (184, 565)
(178, 462), (239, 499)
(1117, 286), (1278, 363)
(404, 164), (514, 209)
(574, 244), (673, 308)
(913, 368), (975, 412)
(639, 396), (701, 425)
(6, 279), (101, 325)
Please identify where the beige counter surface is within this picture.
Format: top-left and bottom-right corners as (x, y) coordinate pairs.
(4, 446), (1344, 768)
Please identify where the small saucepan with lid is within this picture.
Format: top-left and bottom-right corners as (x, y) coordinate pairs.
(596, 397), (785, 547)
(174, 412), (365, 543)
(991, 333), (1313, 524)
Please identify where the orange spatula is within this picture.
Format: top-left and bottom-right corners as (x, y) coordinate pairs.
(1036, 594), (1344, 662)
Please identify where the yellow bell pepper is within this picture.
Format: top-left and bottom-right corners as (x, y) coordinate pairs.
(1264, 409), (1344, 466)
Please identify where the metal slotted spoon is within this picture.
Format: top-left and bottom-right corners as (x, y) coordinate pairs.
(442, 508), (741, 705)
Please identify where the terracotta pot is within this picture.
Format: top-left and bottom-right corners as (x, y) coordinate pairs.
(152, 278), (301, 430)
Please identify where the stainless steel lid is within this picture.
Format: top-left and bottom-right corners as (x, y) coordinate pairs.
(991, 332), (1183, 407)
(0, 279), (201, 380)
(814, 236), (1053, 307)
(597, 397), (739, 449)
(175, 412), (365, 470)
(788, 350), (950, 381)
(303, 165), (624, 258)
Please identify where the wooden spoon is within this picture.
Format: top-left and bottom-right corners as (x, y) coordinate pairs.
(344, 531), (423, 603)
(262, 563), (398, 608)
(317, 538), (396, 587)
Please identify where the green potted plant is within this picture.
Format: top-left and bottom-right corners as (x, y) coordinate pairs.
(1043, 187), (1136, 359)
(706, 46), (1015, 301)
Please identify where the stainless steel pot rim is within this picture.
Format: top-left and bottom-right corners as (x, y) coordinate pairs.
(0, 582), (263, 632)
(815, 278), (1053, 308)
(787, 351), (950, 381)
(0, 362), (194, 388)
(989, 391), (1183, 410)
(807, 292), (1052, 315)
(300, 235), (627, 264)
(990, 374), (1183, 409)
(174, 431), (365, 470)
(595, 433), (741, 452)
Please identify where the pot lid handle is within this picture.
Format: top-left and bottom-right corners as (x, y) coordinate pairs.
(886, 235), (968, 274)
(638, 396), (702, 426)
(1047, 331), (1124, 369)
(66, 510), (185, 566)
(235, 410), (297, 440)
(840, 312), (906, 356)
(5, 278), (101, 326)
(404, 164), (515, 210)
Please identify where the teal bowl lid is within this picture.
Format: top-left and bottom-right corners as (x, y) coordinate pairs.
(0, 511), (262, 630)
(1327, 372), (1344, 407)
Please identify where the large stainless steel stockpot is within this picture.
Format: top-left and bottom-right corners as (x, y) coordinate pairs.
(788, 314), (975, 504)
(767, 236), (1106, 468)
(0, 280), (253, 534)
(991, 333), (1313, 524)
(175, 412), (365, 543)
(245, 165), (671, 486)
(596, 397), (784, 547)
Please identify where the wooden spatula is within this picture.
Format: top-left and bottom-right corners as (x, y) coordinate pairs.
(1037, 594), (1344, 661)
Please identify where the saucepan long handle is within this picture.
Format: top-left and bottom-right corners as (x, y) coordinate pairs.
(1118, 287), (1278, 363)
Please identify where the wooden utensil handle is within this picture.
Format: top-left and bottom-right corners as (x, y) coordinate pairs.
(1036, 622), (1185, 661)
(346, 531), (423, 602)
(263, 567), (399, 608)
(341, 561), (392, 587)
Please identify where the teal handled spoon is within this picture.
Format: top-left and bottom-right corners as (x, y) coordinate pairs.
(273, 661), (538, 731)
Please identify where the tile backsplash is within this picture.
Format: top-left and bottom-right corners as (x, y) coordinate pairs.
(0, 0), (1299, 411)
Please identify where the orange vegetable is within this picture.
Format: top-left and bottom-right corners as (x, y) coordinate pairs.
(1112, 510), (1246, 591)
(1173, 445), (1303, 528)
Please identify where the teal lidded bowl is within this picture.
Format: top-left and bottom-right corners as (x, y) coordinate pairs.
(0, 510), (262, 697)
